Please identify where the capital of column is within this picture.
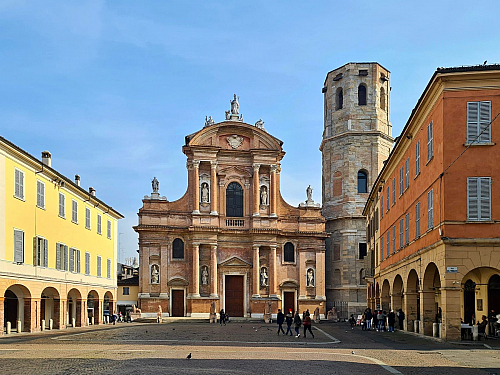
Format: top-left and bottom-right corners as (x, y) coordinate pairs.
(253, 163), (260, 171)
(193, 160), (200, 168)
(253, 244), (260, 250)
(211, 244), (218, 251)
(270, 164), (278, 172)
(210, 161), (218, 169)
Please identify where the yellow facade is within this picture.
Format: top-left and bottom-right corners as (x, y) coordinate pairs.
(0, 136), (123, 333)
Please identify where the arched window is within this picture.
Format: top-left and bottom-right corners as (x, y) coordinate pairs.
(172, 238), (184, 259)
(380, 87), (386, 110)
(284, 242), (294, 262)
(226, 182), (243, 217)
(336, 88), (343, 110)
(358, 84), (367, 106)
(358, 170), (368, 193)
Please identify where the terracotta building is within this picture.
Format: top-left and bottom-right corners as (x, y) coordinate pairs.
(320, 63), (393, 316)
(134, 99), (327, 318)
(363, 65), (500, 340)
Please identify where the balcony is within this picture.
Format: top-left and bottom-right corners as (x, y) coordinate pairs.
(225, 219), (245, 227)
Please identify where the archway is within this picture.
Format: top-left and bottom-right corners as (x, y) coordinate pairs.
(104, 291), (114, 323)
(405, 269), (420, 332)
(87, 290), (100, 325)
(422, 263), (441, 336)
(67, 288), (82, 327)
(489, 274), (500, 313)
(392, 275), (404, 312)
(40, 287), (60, 329)
(381, 279), (391, 311)
(463, 279), (476, 325)
(3, 284), (31, 332)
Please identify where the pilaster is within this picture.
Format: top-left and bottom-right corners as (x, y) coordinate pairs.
(192, 243), (200, 297)
(270, 165), (277, 217)
(253, 164), (260, 216)
(269, 245), (277, 297)
(252, 245), (260, 297)
(210, 162), (218, 215)
(210, 244), (218, 297)
(192, 160), (200, 214)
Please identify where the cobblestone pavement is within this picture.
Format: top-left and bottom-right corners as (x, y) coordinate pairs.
(0, 321), (498, 374)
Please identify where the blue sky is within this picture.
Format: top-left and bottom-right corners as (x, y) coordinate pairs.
(2, 1), (499, 263)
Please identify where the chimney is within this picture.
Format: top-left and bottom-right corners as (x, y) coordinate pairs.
(75, 174), (81, 186)
(89, 187), (96, 196)
(41, 151), (51, 167)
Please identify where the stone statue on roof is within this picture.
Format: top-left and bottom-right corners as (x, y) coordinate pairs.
(230, 94), (239, 115)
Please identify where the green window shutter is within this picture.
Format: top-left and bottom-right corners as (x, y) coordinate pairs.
(14, 230), (24, 263)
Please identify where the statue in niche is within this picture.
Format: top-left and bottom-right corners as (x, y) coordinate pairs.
(201, 182), (209, 203)
(260, 267), (269, 287)
(152, 177), (159, 193)
(307, 268), (315, 287)
(260, 186), (268, 206)
(306, 185), (313, 201)
(230, 94), (239, 115)
(201, 266), (209, 285)
(151, 264), (160, 284)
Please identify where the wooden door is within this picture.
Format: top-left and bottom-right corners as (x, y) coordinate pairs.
(171, 290), (184, 317)
(225, 275), (244, 317)
(283, 292), (295, 315)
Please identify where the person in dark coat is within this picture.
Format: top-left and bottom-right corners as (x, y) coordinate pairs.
(372, 310), (378, 331)
(285, 309), (294, 336)
(397, 309), (405, 330)
(293, 311), (302, 337)
(219, 309), (226, 325)
(388, 310), (396, 332)
(303, 312), (314, 338)
(276, 309), (285, 335)
(365, 308), (373, 330)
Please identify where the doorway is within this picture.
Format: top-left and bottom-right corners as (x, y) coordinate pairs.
(283, 292), (295, 314)
(225, 275), (244, 317)
(171, 290), (184, 317)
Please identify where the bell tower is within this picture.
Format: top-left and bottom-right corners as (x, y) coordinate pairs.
(320, 62), (394, 315)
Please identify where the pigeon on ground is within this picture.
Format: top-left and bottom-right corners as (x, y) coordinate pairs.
(173, 328), (175, 330)
(255, 329), (258, 332)
(146, 330), (148, 333)
(187, 353), (192, 359)
(351, 351), (355, 354)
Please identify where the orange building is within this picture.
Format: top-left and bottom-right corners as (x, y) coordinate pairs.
(134, 99), (327, 319)
(364, 65), (500, 341)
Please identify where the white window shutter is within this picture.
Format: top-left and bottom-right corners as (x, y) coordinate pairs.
(37, 181), (41, 207)
(416, 141), (420, 175)
(468, 178), (479, 220)
(479, 101), (491, 143)
(386, 234), (390, 258)
(467, 102), (479, 143)
(416, 202), (421, 237)
(15, 170), (20, 198)
(14, 230), (24, 263)
(428, 190), (434, 228)
(43, 239), (48, 267)
(479, 177), (491, 220)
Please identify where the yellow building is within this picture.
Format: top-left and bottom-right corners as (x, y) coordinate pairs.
(0, 136), (123, 334)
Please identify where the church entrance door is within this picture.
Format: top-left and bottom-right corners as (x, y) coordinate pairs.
(283, 292), (295, 314)
(225, 275), (244, 317)
(171, 290), (184, 317)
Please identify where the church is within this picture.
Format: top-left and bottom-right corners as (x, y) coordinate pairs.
(134, 97), (327, 318)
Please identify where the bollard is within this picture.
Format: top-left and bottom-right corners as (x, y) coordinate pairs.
(17, 320), (22, 333)
(472, 325), (479, 341)
(439, 323), (442, 339)
(6, 321), (11, 334)
(91, 317), (94, 325)
(41, 319), (46, 331)
(49, 319), (53, 330)
(72, 318), (76, 328)
(433, 322), (439, 337)
(407, 320), (413, 332)
(415, 320), (420, 333)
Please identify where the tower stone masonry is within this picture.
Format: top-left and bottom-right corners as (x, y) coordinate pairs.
(320, 62), (394, 315)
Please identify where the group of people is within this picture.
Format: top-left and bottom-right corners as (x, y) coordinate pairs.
(470, 309), (500, 337)
(357, 308), (405, 332)
(276, 309), (314, 338)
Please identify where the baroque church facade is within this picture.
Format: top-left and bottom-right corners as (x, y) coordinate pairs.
(320, 63), (393, 314)
(134, 98), (327, 318)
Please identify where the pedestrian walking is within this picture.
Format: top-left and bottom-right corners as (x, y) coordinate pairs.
(277, 309), (285, 335)
(372, 310), (378, 331)
(303, 312), (314, 338)
(388, 310), (396, 332)
(294, 311), (302, 337)
(361, 313), (367, 331)
(397, 308), (405, 330)
(377, 310), (384, 331)
(219, 309), (226, 325)
(285, 309), (294, 336)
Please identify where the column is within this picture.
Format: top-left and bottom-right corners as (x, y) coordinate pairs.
(0, 296), (4, 335)
(270, 165), (277, 217)
(253, 164), (260, 216)
(315, 251), (326, 299)
(53, 299), (63, 329)
(420, 290), (435, 336)
(24, 298), (40, 332)
(298, 250), (306, 299)
(210, 161), (218, 215)
(252, 245), (260, 297)
(269, 245), (278, 297)
(210, 245), (218, 297)
(192, 160), (200, 214)
(440, 287), (461, 341)
(192, 244), (200, 297)
(76, 299), (85, 327)
(404, 292), (418, 331)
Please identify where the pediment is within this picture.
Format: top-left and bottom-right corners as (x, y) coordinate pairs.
(280, 279), (299, 288)
(218, 165), (253, 178)
(167, 276), (189, 286)
(219, 256), (252, 268)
